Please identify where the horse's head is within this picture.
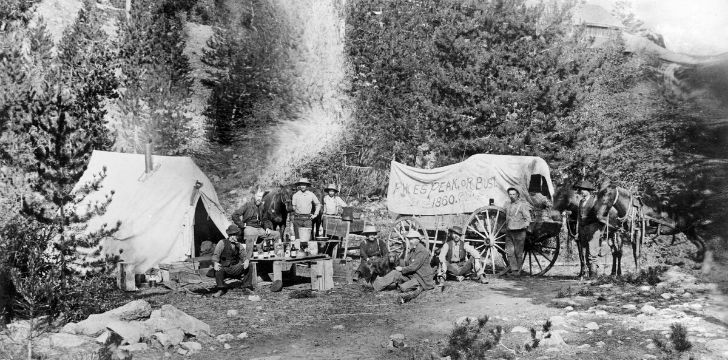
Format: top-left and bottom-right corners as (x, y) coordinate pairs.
(553, 185), (580, 214)
(278, 185), (294, 213)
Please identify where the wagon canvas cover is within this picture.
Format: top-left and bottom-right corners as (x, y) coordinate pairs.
(387, 154), (554, 215)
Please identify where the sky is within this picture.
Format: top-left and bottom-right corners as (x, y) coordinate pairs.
(590, 0), (728, 56)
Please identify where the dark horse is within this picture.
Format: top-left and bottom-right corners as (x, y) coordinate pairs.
(553, 185), (626, 276)
(261, 186), (294, 240)
(595, 185), (706, 272)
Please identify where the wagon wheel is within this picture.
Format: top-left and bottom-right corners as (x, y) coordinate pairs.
(387, 217), (430, 260)
(463, 206), (508, 275)
(523, 230), (561, 276)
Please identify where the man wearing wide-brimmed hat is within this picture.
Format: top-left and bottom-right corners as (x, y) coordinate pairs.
(322, 183), (347, 216)
(574, 180), (601, 278)
(437, 226), (486, 283)
(500, 187), (532, 277)
(211, 224), (253, 297)
(355, 225), (390, 283)
(291, 177), (321, 239)
(372, 229), (435, 303)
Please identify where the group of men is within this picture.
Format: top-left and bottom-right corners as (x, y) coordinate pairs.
(209, 178), (348, 297)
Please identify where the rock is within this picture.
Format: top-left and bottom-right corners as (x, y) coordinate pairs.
(35, 333), (94, 348)
(32, 333), (105, 360)
(548, 316), (568, 328)
(216, 333), (235, 342)
(540, 331), (566, 348)
(688, 303), (702, 311)
(224, 343), (232, 349)
(638, 285), (652, 292)
(564, 306), (574, 312)
(181, 341), (202, 353)
(150, 310), (162, 319)
(106, 320), (150, 345)
(682, 292), (692, 298)
(333, 325), (345, 330)
(160, 304), (211, 336)
(641, 305), (657, 315)
(104, 300), (152, 321)
(154, 329), (184, 347)
(585, 322), (599, 330)
(227, 310), (239, 317)
(577, 344), (591, 349)
(642, 355), (658, 359)
(596, 341), (605, 347)
(74, 314), (112, 337)
(248, 295), (262, 302)
(607, 330), (613, 336)
(95, 330), (123, 346)
(511, 326), (529, 333)
(622, 304), (637, 310)
(390, 333), (406, 348)
(177, 348), (188, 355)
(119, 343), (148, 352)
(61, 322), (78, 334)
(706, 339), (728, 357)
(594, 310), (608, 316)
(646, 343), (656, 350)
(566, 311), (580, 318)
(237, 332), (248, 340)
(661, 293), (673, 300)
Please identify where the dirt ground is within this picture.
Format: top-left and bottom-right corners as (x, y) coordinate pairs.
(127, 261), (728, 360)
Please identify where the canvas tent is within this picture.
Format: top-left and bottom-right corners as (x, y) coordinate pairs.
(74, 150), (230, 273)
(387, 154), (554, 216)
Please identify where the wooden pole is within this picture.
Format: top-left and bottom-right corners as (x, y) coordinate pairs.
(125, 0), (131, 20)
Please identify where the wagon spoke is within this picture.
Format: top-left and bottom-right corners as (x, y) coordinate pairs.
(467, 225), (489, 241)
(532, 250), (544, 271)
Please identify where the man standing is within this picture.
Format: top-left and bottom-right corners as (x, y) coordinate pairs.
(322, 184), (347, 216)
(501, 187), (532, 276)
(575, 180), (601, 278)
(232, 189), (280, 260)
(211, 225), (253, 297)
(355, 225), (390, 283)
(437, 226), (486, 283)
(373, 230), (435, 303)
(291, 178), (320, 239)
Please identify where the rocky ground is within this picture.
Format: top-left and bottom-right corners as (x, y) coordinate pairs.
(1, 264), (726, 360)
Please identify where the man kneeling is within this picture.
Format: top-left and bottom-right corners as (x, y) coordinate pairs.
(211, 225), (253, 297)
(372, 230), (434, 303)
(437, 226), (487, 284)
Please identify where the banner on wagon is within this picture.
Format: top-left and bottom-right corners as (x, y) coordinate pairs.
(386, 154), (554, 216)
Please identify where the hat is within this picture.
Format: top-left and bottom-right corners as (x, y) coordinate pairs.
(449, 225), (463, 235)
(574, 180), (595, 191)
(405, 229), (422, 239)
(324, 183), (339, 192)
(506, 187), (520, 195)
(295, 177), (311, 186)
(362, 225), (377, 234)
(226, 224), (241, 235)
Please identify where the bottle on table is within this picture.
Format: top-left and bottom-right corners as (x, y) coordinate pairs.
(290, 242), (298, 258)
(284, 242), (291, 258)
(252, 244), (259, 259)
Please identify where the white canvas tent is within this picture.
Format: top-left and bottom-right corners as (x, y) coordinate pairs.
(74, 150), (230, 273)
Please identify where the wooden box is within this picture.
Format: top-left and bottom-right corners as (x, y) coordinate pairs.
(310, 259), (334, 291)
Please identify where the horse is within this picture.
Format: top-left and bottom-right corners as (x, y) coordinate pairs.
(595, 185), (706, 272)
(261, 186), (294, 241)
(553, 185), (626, 277)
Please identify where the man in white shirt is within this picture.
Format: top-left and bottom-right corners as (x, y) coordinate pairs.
(291, 178), (320, 239)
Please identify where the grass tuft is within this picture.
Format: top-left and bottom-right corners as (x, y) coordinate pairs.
(670, 323), (692, 352)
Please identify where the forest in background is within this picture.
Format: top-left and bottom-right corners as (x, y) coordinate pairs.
(0, 0), (726, 324)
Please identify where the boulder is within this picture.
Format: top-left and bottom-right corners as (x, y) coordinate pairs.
(622, 304), (637, 310)
(35, 333), (94, 349)
(106, 320), (151, 344)
(224, 343), (232, 349)
(248, 295), (262, 302)
(32, 334), (106, 360)
(237, 332), (248, 340)
(154, 329), (184, 347)
(160, 304), (211, 336)
(61, 322), (79, 334)
(104, 300), (152, 321)
(390, 333), (406, 348)
(640, 305), (657, 315)
(332, 325), (345, 330)
(95, 330), (123, 347)
(661, 293), (673, 300)
(563, 306), (574, 312)
(75, 314), (114, 337)
(585, 322), (600, 330)
(181, 341), (203, 353)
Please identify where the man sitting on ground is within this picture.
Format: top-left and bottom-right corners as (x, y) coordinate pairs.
(355, 225), (390, 283)
(211, 225), (253, 297)
(437, 226), (487, 284)
(372, 230), (435, 303)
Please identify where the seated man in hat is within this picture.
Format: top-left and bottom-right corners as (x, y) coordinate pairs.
(355, 225), (391, 283)
(211, 225), (253, 297)
(291, 178), (320, 240)
(372, 230), (435, 303)
(437, 226), (486, 283)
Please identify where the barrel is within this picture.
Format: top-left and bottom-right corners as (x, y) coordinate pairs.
(298, 227), (312, 242)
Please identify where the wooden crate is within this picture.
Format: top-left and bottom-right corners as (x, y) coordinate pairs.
(310, 259), (334, 291)
(332, 258), (354, 284)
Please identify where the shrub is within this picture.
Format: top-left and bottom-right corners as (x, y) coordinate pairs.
(670, 323), (692, 352)
(442, 316), (504, 359)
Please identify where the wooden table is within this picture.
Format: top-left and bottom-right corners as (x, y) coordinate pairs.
(250, 255), (333, 291)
